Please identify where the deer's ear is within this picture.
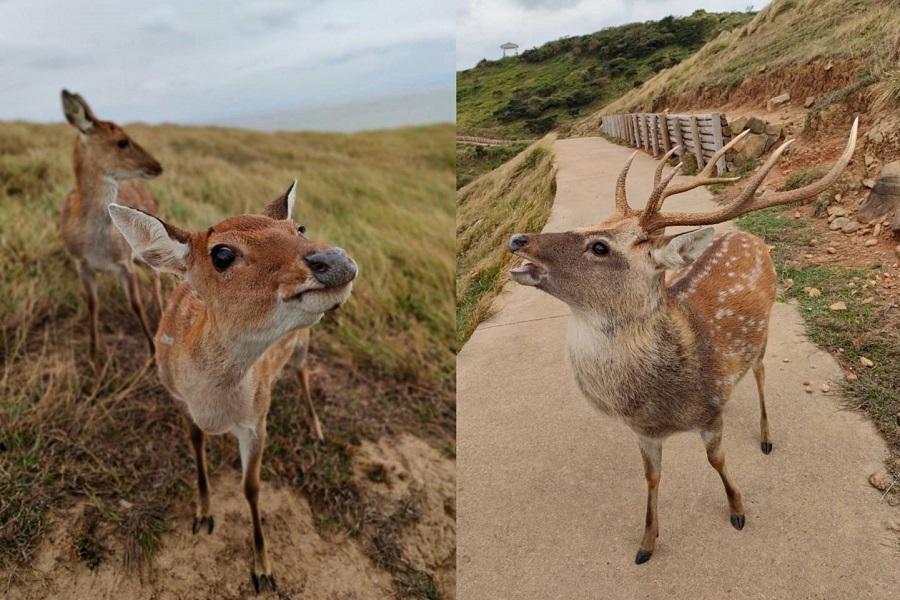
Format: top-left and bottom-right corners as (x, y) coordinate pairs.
(261, 179), (296, 220)
(108, 204), (192, 275)
(651, 227), (715, 270)
(61, 90), (98, 134)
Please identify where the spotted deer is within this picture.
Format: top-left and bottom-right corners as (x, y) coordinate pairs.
(60, 90), (164, 359)
(508, 119), (858, 564)
(108, 181), (356, 592)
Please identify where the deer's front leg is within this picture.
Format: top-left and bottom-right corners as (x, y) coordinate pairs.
(185, 415), (214, 535)
(701, 417), (745, 529)
(235, 423), (275, 593)
(117, 266), (155, 355)
(636, 436), (662, 564)
(77, 261), (101, 361)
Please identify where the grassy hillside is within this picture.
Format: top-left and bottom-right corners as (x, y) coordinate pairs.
(456, 141), (528, 189)
(0, 122), (454, 592)
(585, 0), (900, 119)
(457, 135), (556, 344)
(457, 10), (753, 138)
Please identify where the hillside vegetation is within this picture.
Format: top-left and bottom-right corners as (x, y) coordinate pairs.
(457, 135), (556, 344)
(583, 0), (900, 120)
(0, 122), (454, 594)
(457, 10), (753, 138)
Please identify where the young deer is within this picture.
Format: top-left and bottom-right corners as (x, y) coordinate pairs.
(508, 119), (858, 564)
(108, 181), (356, 592)
(60, 90), (164, 359)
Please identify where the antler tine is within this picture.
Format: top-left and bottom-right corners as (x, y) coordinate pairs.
(660, 129), (751, 198)
(747, 116), (858, 211)
(615, 151), (639, 216)
(642, 139), (795, 232)
(639, 162), (683, 228)
(653, 145), (681, 188)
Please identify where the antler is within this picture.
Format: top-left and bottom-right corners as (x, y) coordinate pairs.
(614, 151), (639, 216)
(639, 117), (859, 233)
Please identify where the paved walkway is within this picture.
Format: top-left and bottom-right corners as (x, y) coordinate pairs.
(457, 137), (899, 599)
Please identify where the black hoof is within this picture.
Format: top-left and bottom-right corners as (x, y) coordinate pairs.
(251, 572), (277, 593)
(761, 442), (773, 455)
(635, 548), (653, 564)
(730, 514), (745, 530)
(191, 515), (214, 535)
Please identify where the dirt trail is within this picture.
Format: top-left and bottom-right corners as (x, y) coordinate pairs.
(457, 137), (900, 599)
(7, 433), (455, 600)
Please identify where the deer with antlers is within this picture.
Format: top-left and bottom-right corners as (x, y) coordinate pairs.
(508, 119), (858, 564)
(108, 181), (356, 592)
(60, 90), (164, 359)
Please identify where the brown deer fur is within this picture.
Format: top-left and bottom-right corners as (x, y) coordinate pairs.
(108, 181), (356, 592)
(60, 90), (164, 358)
(508, 120), (858, 564)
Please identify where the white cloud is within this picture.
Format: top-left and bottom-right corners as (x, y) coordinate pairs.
(0, 0), (454, 129)
(457, 0), (765, 70)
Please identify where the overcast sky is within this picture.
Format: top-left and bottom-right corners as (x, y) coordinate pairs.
(457, 0), (766, 70)
(0, 0), (454, 130)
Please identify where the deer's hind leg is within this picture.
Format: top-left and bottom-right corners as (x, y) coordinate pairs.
(701, 417), (745, 530)
(185, 415), (214, 535)
(753, 360), (772, 455)
(635, 436), (662, 564)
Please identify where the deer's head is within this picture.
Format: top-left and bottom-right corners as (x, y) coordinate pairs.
(61, 89), (163, 181)
(108, 181), (356, 340)
(509, 120), (858, 318)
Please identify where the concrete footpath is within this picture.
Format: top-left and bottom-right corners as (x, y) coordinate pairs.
(457, 137), (900, 599)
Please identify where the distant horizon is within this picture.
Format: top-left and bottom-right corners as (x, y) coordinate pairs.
(1, 87), (456, 134)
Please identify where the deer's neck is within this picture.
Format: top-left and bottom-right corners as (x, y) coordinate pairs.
(566, 290), (703, 424)
(74, 145), (117, 212)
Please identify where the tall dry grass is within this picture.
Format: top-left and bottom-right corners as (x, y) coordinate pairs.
(456, 135), (557, 345)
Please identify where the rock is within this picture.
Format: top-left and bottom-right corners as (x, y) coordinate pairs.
(782, 358), (791, 363)
(766, 93), (791, 112)
(858, 161), (900, 223)
(865, 154), (876, 167)
(747, 116), (767, 134)
(804, 287), (821, 297)
(824, 61), (833, 72)
(804, 386), (813, 394)
(804, 96), (816, 108)
(841, 220), (860, 234)
(889, 495), (900, 507)
(820, 383), (830, 393)
(868, 470), (892, 491)
(873, 223), (882, 237)
(865, 239), (878, 247)
(729, 116), (748, 134)
(827, 247), (836, 254)
(827, 206), (847, 218)
(735, 132), (768, 161)
(846, 371), (858, 381)
(829, 216), (850, 230)
(859, 356), (874, 367)
(764, 122), (784, 138)
(829, 301), (847, 311)
(793, 211), (801, 219)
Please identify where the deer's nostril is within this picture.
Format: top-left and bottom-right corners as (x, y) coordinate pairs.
(304, 248), (357, 287)
(509, 234), (528, 252)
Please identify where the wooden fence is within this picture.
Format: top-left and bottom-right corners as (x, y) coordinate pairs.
(600, 113), (732, 175)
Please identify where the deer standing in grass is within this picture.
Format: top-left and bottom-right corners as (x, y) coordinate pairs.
(60, 90), (164, 359)
(108, 181), (356, 592)
(508, 119), (858, 564)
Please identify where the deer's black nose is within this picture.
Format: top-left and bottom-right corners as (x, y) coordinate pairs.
(509, 234), (529, 252)
(304, 248), (357, 287)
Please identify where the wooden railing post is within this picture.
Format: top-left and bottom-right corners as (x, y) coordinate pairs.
(689, 115), (705, 171)
(650, 114), (659, 156)
(660, 113), (671, 155)
(710, 112), (726, 175)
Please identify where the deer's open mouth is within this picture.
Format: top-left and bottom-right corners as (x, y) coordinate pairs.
(509, 259), (546, 287)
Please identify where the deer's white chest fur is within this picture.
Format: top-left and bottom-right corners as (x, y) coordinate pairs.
(166, 360), (260, 435)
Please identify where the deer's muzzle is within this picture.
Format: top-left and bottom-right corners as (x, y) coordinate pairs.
(304, 248), (357, 288)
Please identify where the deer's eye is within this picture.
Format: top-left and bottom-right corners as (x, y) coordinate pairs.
(590, 241), (609, 256)
(297, 225), (307, 238)
(211, 245), (236, 271)
(117, 138), (130, 149)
